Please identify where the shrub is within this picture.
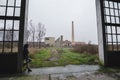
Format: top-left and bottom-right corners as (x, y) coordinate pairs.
(72, 44), (98, 54)
(29, 48), (40, 54)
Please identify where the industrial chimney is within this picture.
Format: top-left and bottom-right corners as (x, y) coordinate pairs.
(72, 21), (74, 43)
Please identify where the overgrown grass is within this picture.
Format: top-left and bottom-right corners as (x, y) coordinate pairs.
(30, 48), (99, 68)
(30, 48), (51, 67)
(58, 49), (98, 65)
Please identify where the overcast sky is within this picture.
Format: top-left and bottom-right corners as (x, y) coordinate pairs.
(28, 0), (98, 44)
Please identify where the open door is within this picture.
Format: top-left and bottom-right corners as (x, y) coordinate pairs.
(96, 0), (120, 66)
(0, 0), (29, 74)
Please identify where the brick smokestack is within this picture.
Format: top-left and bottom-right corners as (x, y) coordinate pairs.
(72, 21), (74, 43)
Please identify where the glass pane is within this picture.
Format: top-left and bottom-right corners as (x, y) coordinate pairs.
(119, 3), (120, 9)
(109, 2), (113, 8)
(5, 31), (13, 41)
(0, 7), (6, 16)
(108, 35), (112, 42)
(15, 8), (20, 16)
(13, 31), (19, 41)
(107, 43), (112, 51)
(0, 0), (7, 5)
(0, 20), (4, 29)
(105, 8), (109, 15)
(117, 27), (120, 34)
(119, 10), (120, 16)
(111, 17), (115, 23)
(113, 35), (117, 42)
(112, 26), (116, 34)
(110, 9), (114, 16)
(6, 20), (13, 30)
(8, 0), (15, 6)
(113, 43), (117, 51)
(0, 31), (3, 41)
(114, 2), (118, 9)
(16, 0), (21, 6)
(107, 26), (111, 33)
(7, 7), (14, 16)
(0, 42), (3, 53)
(115, 10), (118, 16)
(4, 42), (11, 53)
(13, 42), (18, 52)
(14, 20), (19, 30)
(118, 35), (120, 42)
(118, 43), (120, 51)
(105, 1), (109, 7)
(116, 17), (119, 24)
(106, 16), (110, 23)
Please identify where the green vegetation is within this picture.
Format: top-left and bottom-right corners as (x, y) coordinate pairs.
(30, 48), (51, 67)
(30, 48), (99, 68)
(98, 66), (120, 73)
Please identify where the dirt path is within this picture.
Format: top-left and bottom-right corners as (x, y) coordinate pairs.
(48, 48), (61, 61)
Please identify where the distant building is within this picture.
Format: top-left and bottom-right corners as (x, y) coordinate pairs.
(63, 40), (71, 47)
(71, 42), (86, 46)
(55, 35), (63, 47)
(44, 37), (55, 46)
(28, 42), (45, 47)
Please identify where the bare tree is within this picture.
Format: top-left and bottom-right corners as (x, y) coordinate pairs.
(29, 20), (36, 47)
(36, 23), (46, 48)
(28, 20), (46, 48)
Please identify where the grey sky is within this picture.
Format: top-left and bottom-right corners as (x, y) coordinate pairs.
(28, 0), (98, 44)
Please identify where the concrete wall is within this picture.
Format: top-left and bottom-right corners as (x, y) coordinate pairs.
(96, 0), (105, 64)
(45, 37), (55, 46)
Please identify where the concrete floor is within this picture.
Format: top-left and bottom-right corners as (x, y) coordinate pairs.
(0, 65), (119, 80)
